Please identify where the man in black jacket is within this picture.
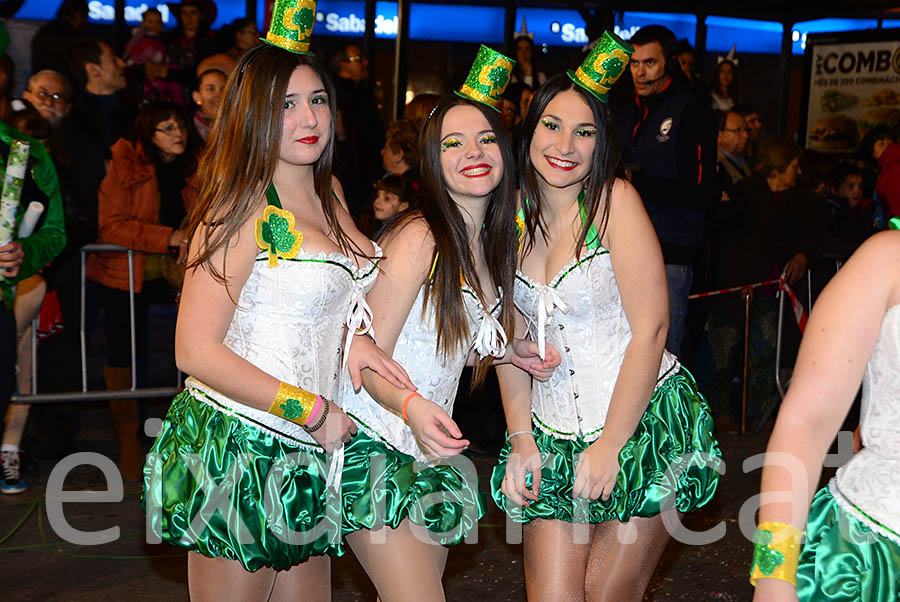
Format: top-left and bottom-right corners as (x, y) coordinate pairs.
(615, 25), (718, 356)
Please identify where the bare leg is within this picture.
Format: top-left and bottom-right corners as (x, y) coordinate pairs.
(584, 512), (676, 602)
(522, 518), (592, 602)
(347, 519), (448, 602)
(270, 554), (331, 602)
(188, 552), (276, 601)
(187, 550), (331, 602)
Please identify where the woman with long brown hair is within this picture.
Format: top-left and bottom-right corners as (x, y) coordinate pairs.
(339, 47), (559, 601)
(142, 10), (412, 600)
(492, 34), (721, 601)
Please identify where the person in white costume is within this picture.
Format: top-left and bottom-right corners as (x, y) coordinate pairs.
(492, 32), (721, 602)
(752, 227), (900, 602)
(143, 39), (413, 601)
(340, 52), (561, 600)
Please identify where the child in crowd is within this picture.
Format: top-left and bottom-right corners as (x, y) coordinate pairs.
(124, 8), (184, 106)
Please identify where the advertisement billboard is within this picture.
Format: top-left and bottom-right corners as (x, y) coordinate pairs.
(802, 29), (900, 153)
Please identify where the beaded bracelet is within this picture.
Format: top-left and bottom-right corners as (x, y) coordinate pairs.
(749, 521), (805, 587)
(268, 381), (319, 426)
(304, 397), (330, 433)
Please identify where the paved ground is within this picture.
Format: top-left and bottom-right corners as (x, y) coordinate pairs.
(0, 398), (803, 602)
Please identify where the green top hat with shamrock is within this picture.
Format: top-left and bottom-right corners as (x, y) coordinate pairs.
(263, 0), (318, 54)
(568, 31), (633, 103)
(454, 45), (516, 112)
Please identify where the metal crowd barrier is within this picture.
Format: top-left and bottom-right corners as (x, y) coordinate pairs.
(10, 243), (183, 404)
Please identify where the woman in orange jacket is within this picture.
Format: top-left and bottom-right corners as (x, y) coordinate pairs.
(86, 100), (193, 480)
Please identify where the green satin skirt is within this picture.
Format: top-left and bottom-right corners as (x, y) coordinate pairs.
(142, 390), (344, 572)
(491, 368), (722, 523)
(340, 426), (485, 545)
(796, 486), (900, 601)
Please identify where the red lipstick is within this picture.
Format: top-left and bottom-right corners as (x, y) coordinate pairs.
(297, 136), (319, 144)
(460, 163), (492, 178)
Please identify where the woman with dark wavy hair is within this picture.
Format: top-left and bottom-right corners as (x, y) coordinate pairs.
(491, 33), (721, 601)
(340, 47), (559, 601)
(142, 15), (413, 599)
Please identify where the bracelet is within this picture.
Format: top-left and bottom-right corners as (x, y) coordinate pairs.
(305, 395), (324, 425)
(304, 397), (330, 433)
(749, 521), (805, 587)
(268, 381), (318, 426)
(508, 430), (533, 440)
(402, 392), (422, 422)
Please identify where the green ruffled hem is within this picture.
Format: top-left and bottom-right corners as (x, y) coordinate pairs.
(142, 390), (344, 572)
(340, 429), (485, 546)
(796, 487), (900, 602)
(491, 368), (722, 524)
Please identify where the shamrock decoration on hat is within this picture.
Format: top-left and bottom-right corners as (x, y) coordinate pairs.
(568, 31), (633, 102)
(455, 45), (516, 112)
(263, 0), (318, 55)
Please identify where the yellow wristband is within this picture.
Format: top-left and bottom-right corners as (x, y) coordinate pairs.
(268, 381), (318, 426)
(749, 521), (805, 587)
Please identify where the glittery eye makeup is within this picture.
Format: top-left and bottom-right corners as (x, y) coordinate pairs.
(540, 118), (560, 131)
(575, 128), (597, 137)
(441, 137), (462, 151)
(480, 134), (497, 144)
(310, 94), (329, 105)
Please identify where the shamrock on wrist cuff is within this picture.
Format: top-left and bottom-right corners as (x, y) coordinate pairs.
(749, 521), (805, 587)
(268, 381), (319, 426)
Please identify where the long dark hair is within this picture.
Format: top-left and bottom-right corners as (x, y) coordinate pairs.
(185, 43), (349, 286)
(383, 96), (517, 387)
(711, 59), (739, 102)
(519, 74), (622, 257)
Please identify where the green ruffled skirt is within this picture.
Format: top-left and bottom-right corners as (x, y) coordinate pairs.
(340, 425), (485, 545)
(796, 486), (900, 601)
(142, 390), (344, 572)
(491, 368), (721, 523)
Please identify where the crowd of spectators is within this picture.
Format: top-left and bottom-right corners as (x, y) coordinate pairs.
(1, 3), (899, 491)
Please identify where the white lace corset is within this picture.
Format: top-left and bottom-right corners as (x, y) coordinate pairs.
(188, 245), (381, 446)
(514, 248), (678, 441)
(341, 285), (503, 462)
(833, 304), (900, 540)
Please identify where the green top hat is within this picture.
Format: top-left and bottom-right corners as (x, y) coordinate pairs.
(567, 31), (633, 103)
(263, 0), (317, 55)
(455, 45), (516, 112)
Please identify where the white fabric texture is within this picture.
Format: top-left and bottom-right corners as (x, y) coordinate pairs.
(341, 285), (502, 463)
(834, 303), (900, 536)
(514, 248), (679, 441)
(191, 244), (381, 445)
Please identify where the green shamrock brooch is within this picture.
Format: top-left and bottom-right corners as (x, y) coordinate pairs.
(255, 205), (303, 267)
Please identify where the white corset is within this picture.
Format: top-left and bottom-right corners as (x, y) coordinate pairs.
(514, 248), (678, 441)
(832, 304), (900, 542)
(188, 244), (381, 447)
(341, 285), (504, 463)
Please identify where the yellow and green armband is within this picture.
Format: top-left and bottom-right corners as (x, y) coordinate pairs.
(267, 381), (323, 428)
(749, 521), (805, 587)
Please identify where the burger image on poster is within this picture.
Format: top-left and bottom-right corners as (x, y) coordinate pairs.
(808, 114), (859, 151)
(859, 106), (900, 135)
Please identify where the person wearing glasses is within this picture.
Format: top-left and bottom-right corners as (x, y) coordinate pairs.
(22, 70), (71, 128)
(85, 100), (194, 482)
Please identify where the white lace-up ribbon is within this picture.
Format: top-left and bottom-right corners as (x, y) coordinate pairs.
(473, 310), (508, 359)
(536, 285), (568, 360)
(342, 287), (374, 373)
(325, 445), (344, 490)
